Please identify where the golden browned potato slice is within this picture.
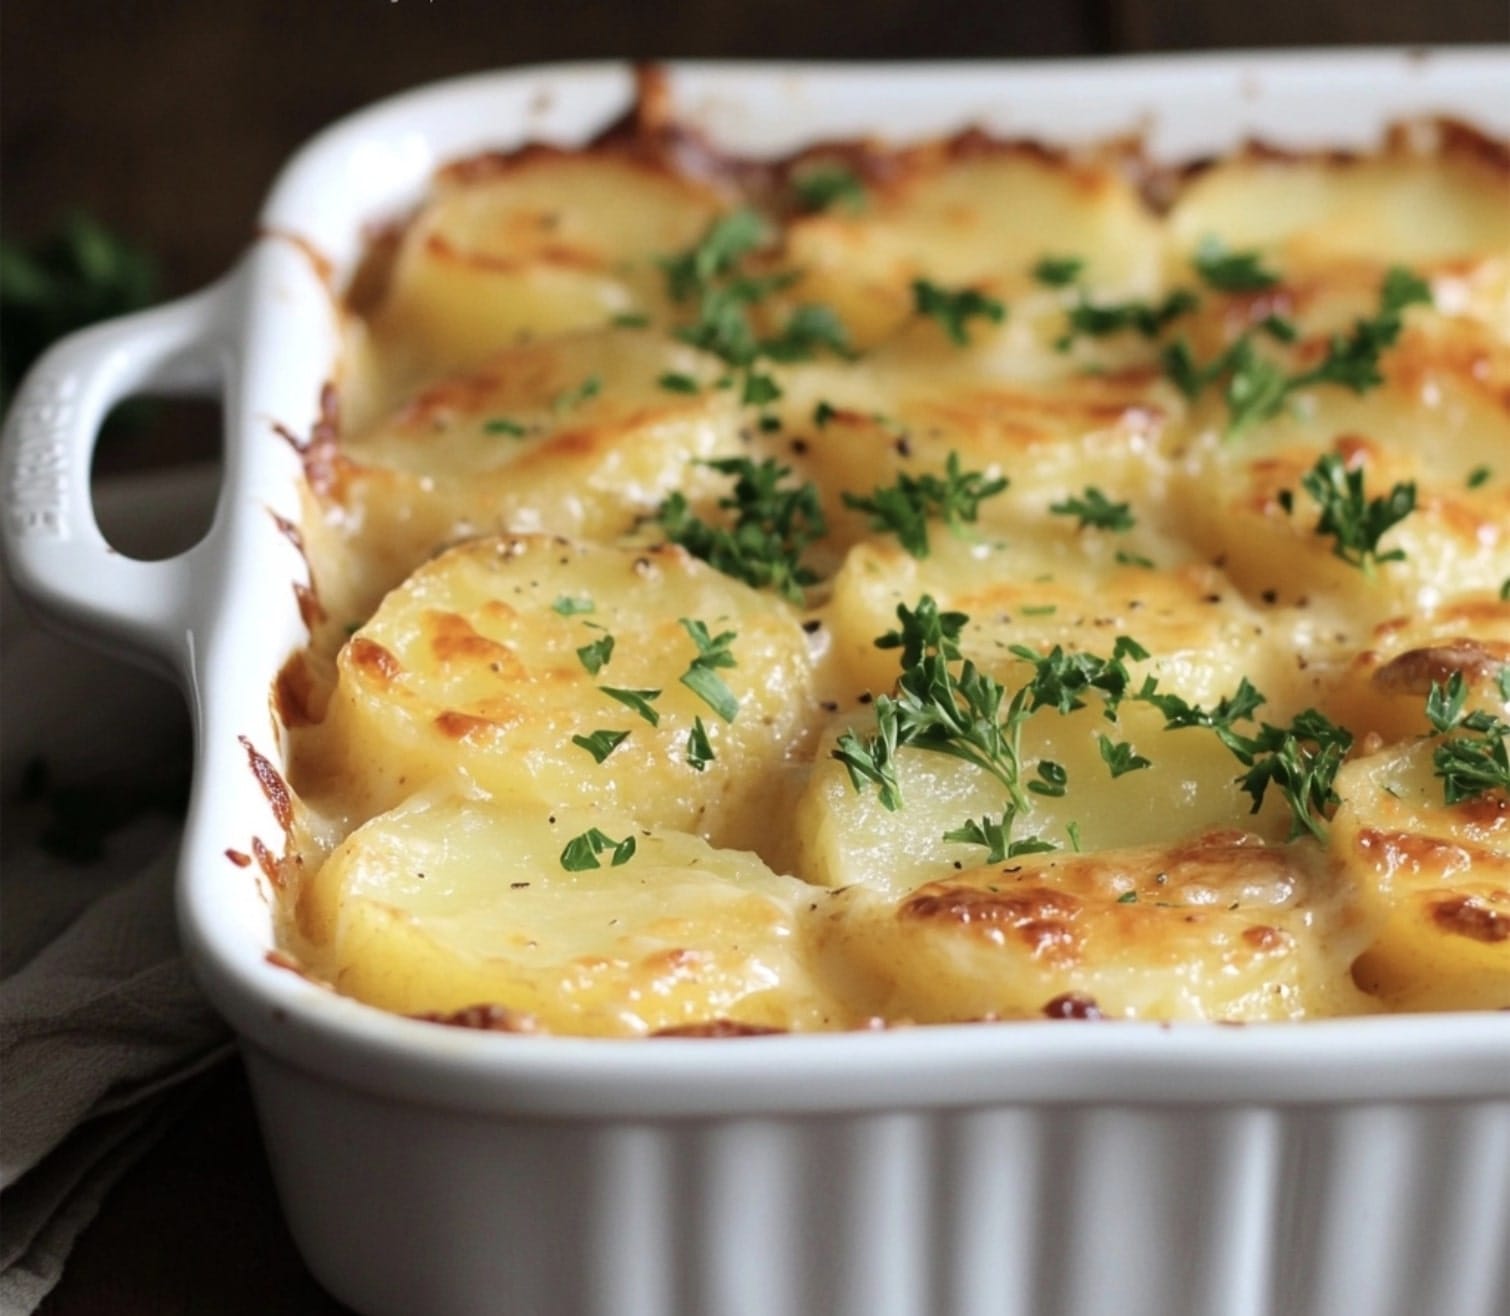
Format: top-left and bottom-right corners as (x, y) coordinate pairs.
(295, 793), (844, 1035)
(1165, 316), (1510, 632)
(809, 831), (1375, 1023)
(780, 146), (1164, 354)
(818, 519), (1308, 713)
(1332, 737), (1510, 1011)
(300, 535), (818, 857)
(768, 358), (1182, 557)
(1166, 127), (1510, 276)
(1323, 595), (1510, 744)
(306, 328), (742, 620)
(360, 149), (726, 402)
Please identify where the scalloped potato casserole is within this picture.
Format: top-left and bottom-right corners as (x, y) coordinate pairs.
(270, 84), (1510, 1036)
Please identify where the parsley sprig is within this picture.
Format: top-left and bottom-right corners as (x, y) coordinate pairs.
(1032, 255), (1084, 288)
(912, 280), (1005, 346)
(1426, 671), (1510, 804)
(1049, 486), (1135, 533)
(1277, 451), (1417, 573)
(1163, 265), (1431, 434)
(656, 457), (826, 603)
(792, 165), (867, 213)
(661, 209), (852, 408)
(842, 452), (1008, 557)
(837, 599), (1356, 852)
(1139, 683), (1352, 840)
(831, 598), (1148, 858)
(1192, 237), (1280, 293)
(1057, 289), (1196, 351)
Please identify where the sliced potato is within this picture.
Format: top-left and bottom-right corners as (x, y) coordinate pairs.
(1332, 738), (1510, 1011)
(308, 328), (742, 619)
(810, 831), (1375, 1023)
(819, 521), (1310, 714)
(780, 146), (1164, 353)
(795, 702), (1288, 899)
(809, 827), (1377, 1020)
(1323, 595), (1510, 744)
(295, 793), (844, 1035)
(363, 150), (726, 401)
(1166, 131), (1510, 274)
(300, 535), (818, 857)
(1166, 317), (1510, 631)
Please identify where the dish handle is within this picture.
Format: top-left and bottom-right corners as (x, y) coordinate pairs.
(0, 279), (238, 677)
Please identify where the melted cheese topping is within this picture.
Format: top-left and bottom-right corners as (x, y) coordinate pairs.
(279, 105), (1510, 1033)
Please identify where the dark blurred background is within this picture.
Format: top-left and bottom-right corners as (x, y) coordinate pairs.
(4, 0), (1507, 302)
(2, 5), (1506, 1314)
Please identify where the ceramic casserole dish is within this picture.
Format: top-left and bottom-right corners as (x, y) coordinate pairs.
(4, 51), (1510, 1316)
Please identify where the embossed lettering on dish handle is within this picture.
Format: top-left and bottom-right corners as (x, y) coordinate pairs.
(5, 371), (79, 540)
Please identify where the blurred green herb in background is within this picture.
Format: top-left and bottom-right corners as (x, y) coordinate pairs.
(1, 211), (157, 414)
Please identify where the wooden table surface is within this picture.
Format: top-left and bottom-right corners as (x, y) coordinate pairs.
(5, 4), (1505, 1313)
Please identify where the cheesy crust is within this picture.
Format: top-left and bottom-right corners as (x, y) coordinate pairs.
(277, 93), (1510, 1031)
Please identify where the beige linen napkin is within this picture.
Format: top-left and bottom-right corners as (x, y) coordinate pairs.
(0, 467), (232, 1315)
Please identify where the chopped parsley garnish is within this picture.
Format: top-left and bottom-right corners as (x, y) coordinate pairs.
(552, 374), (602, 415)
(1164, 265), (1431, 434)
(1032, 255), (1084, 288)
(841, 452), (1008, 557)
(1426, 671), (1510, 804)
(1020, 605), (1057, 617)
(658, 371), (700, 394)
(571, 729), (629, 763)
(912, 279), (1006, 346)
(759, 303), (853, 363)
(1115, 549), (1155, 569)
(792, 164), (867, 213)
(943, 811), (1056, 863)
(678, 619), (740, 723)
(661, 210), (850, 408)
(1049, 486), (1135, 533)
(1057, 289), (1196, 350)
(1139, 679), (1267, 757)
(611, 311), (651, 329)
(1143, 681), (1350, 840)
(575, 634), (615, 675)
(601, 686), (661, 726)
(1098, 733), (1152, 778)
(838, 599), (1353, 846)
(484, 417), (530, 437)
(1192, 237), (1280, 293)
(1501, 578), (1510, 602)
(1278, 451), (1417, 573)
(552, 595), (595, 617)
(1231, 710), (1354, 842)
(742, 372), (782, 407)
(831, 597), (1149, 858)
(1030, 760), (1068, 797)
(560, 828), (636, 871)
(686, 716), (715, 771)
(1117, 890), (1139, 904)
(1468, 466), (1492, 489)
(813, 400), (838, 428)
(656, 457), (825, 603)
(661, 208), (768, 301)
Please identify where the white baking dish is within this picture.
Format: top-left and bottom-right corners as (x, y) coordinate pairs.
(5, 51), (1510, 1316)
